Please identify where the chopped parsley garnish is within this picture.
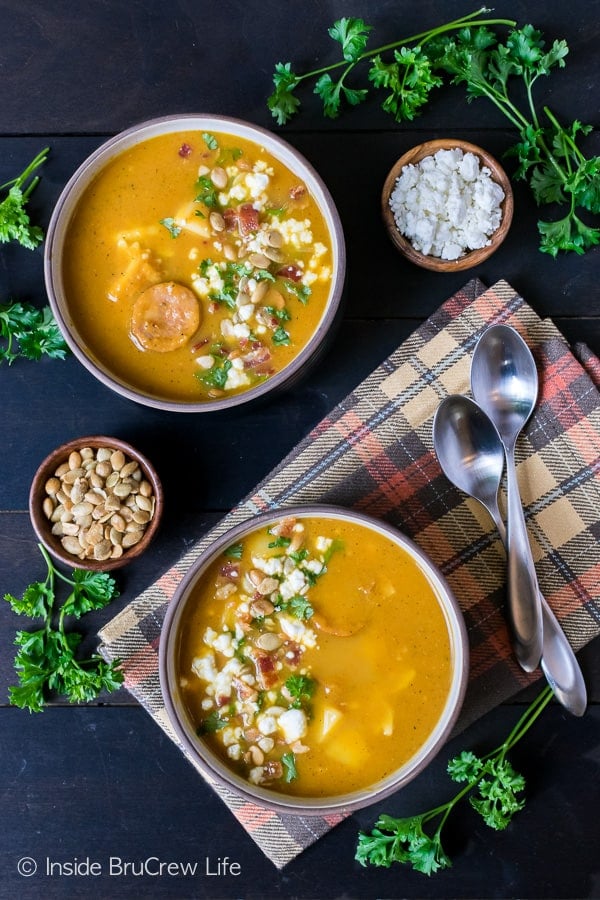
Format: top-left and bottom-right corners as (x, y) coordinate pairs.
(197, 356), (232, 389)
(284, 280), (311, 304)
(197, 711), (229, 735)
(268, 535), (291, 549)
(159, 217), (181, 238)
(195, 175), (220, 209)
(281, 751), (298, 782)
(285, 674), (316, 708)
(323, 538), (345, 563)
(287, 594), (314, 621)
(217, 147), (243, 166)
(200, 260), (252, 309)
(272, 325), (291, 346)
(264, 304), (291, 322)
(224, 542), (244, 559)
(202, 132), (219, 151)
(288, 548), (309, 563)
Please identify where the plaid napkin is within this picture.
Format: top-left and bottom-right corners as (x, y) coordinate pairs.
(98, 278), (600, 868)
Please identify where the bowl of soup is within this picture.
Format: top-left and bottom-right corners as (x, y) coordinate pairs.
(159, 505), (469, 814)
(45, 115), (346, 411)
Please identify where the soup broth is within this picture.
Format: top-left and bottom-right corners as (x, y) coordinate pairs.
(177, 514), (453, 798)
(62, 131), (334, 402)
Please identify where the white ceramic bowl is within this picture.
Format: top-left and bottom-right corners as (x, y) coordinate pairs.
(45, 115), (346, 412)
(159, 504), (469, 815)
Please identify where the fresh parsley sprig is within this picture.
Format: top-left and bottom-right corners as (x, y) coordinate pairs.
(4, 544), (123, 712)
(267, 9), (516, 125)
(268, 14), (599, 255)
(0, 147), (49, 249)
(0, 300), (68, 364)
(431, 25), (599, 256)
(356, 686), (553, 875)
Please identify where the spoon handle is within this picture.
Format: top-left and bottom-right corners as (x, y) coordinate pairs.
(540, 602), (587, 716)
(505, 444), (544, 672)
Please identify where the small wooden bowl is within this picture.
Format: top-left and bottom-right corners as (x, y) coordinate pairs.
(381, 139), (513, 272)
(29, 435), (163, 571)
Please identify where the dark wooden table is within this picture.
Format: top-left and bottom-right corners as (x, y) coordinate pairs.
(1, 2), (598, 897)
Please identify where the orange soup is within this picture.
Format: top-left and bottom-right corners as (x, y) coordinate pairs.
(177, 514), (454, 797)
(62, 131), (334, 402)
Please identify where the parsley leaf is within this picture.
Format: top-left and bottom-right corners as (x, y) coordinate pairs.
(197, 710), (229, 734)
(272, 325), (290, 346)
(224, 543), (244, 560)
(285, 674), (315, 708)
(159, 217), (181, 238)
(329, 17), (372, 63)
(281, 751), (298, 782)
(357, 686), (553, 874)
(0, 147), (48, 249)
(202, 132), (218, 151)
(0, 301), (68, 365)
(5, 544), (122, 712)
(195, 174), (220, 208)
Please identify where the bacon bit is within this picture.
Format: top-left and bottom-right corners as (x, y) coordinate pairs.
(250, 649), (278, 690)
(223, 208), (238, 231)
(283, 640), (303, 667)
(270, 516), (297, 538)
(277, 264), (302, 282)
(178, 143), (193, 158)
(262, 760), (283, 781)
(238, 203), (260, 235)
(244, 726), (260, 742)
(233, 677), (258, 703)
(208, 301), (219, 314)
(243, 346), (271, 370)
(289, 184), (306, 200)
(215, 694), (230, 707)
(219, 561), (239, 579)
(192, 337), (210, 352)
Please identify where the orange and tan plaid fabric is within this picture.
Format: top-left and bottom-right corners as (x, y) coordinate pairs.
(98, 279), (600, 868)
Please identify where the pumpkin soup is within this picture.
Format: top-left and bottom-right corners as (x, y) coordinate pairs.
(177, 514), (454, 798)
(62, 130), (334, 402)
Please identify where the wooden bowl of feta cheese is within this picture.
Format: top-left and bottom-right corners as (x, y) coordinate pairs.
(382, 139), (513, 272)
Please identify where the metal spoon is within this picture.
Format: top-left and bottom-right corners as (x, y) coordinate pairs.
(471, 324), (543, 672)
(433, 394), (587, 716)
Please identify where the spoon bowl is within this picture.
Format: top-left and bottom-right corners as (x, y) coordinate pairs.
(471, 325), (543, 672)
(433, 393), (587, 716)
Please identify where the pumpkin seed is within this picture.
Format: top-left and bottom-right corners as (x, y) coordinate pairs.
(68, 450), (82, 470)
(263, 246), (285, 263)
(111, 449), (125, 471)
(210, 166), (227, 189)
(255, 632), (281, 652)
(45, 476), (61, 496)
(248, 252), (271, 269)
(266, 229), (283, 248)
(209, 211), (225, 232)
(43, 497), (54, 519)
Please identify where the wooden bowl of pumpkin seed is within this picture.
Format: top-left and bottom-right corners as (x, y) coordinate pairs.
(29, 435), (163, 571)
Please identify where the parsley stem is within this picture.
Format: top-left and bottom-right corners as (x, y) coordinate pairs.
(293, 12), (516, 85)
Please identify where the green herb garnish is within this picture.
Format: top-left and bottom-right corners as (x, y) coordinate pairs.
(285, 674), (316, 708)
(197, 710), (229, 735)
(284, 280), (311, 304)
(195, 174), (220, 208)
(0, 301), (67, 365)
(197, 356), (232, 390)
(268, 535), (291, 549)
(272, 325), (291, 346)
(224, 543), (244, 560)
(281, 751), (298, 782)
(4, 545), (122, 712)
(0, 147), (49, 249)
(267, 12), (600, 255)
(356, 686), (553, 875)
(159, 217), (181, 238)
(202, 132), (219, 151)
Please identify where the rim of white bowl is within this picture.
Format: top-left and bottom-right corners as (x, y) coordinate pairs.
(158, 504), (469, 815)
(44, 114), (346, 412)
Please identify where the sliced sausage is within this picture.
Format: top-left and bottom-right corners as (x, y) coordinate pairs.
(130, 281), (200, 352)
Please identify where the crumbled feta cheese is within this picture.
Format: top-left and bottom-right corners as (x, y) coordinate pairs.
(389, 148), (505, 260)
(278, 708), (308, 743)
(195, 355), (214, 370)
(192, 653), (217, 682)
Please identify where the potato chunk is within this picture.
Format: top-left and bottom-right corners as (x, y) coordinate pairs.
(130, 281), (200, 352)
